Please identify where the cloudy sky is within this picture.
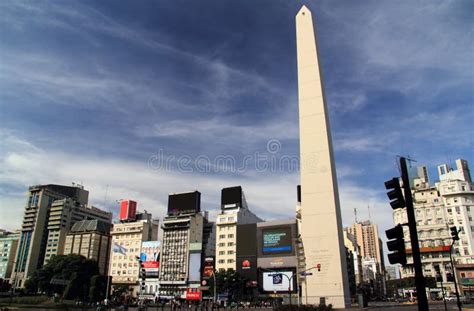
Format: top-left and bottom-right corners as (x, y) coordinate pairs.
(0, 1), (472, 261)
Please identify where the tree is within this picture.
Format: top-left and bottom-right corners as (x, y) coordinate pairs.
(25, 254), (101, 301)
(214, 269), (244, 301)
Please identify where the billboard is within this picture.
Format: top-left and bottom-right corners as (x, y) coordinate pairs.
(262, 227), (292, 255)
(188, 253), (201, 282)
(203, 257), (215, 278)
(168, 191), (201, 215)
(237, 224), (257, 282)
(221, 186), (242, 209)
(261, 270), (296, 292)
(120, 200), (137, 221)
(140, 241), (160, 277)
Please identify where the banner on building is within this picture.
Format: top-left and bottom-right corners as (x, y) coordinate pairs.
(140, 241), (160, 277)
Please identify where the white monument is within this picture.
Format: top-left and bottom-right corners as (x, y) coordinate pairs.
(296, 5), (350, 308)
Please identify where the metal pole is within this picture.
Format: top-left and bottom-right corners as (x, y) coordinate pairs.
(213, 270), (217, 303)
(440, 279), (447, 311)
(449, 242), (462, 311)
(400, 157), (429, 311)
(305, 278), (308, 305)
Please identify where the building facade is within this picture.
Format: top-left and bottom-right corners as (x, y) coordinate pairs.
(63, 219), (112, 275)
(158, 191), (208, 298)
(215, 186), (261, 271)
(44, 198), (112, 264)
(12, 184), (91, 288)
(0, 230), (20, 281)
(392, 159), (474, 295)
(109, 212), (159, 297)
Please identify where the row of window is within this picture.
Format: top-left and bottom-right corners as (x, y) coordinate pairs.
(217, 259), (235, 264)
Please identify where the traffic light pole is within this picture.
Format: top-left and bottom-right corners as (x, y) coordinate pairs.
(449, 240), (462, 311)
(400, 157), (429, 311)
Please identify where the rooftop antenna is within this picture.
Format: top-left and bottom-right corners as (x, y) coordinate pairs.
(367, 205), (371, 223)
(354, 208), (358, 224)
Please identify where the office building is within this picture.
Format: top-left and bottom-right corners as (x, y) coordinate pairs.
(346, 221), (385, 275)
(215, 186), (261, 271)
(158, 191), (205, 298)
(63, 219), (112, 275)
(0, 230), (20, 281)
(43, 198), (112, 264)
(295, 5), (350, 307)
(109, 210), (159, 297)
(11, 184), (100, 288)
(385, 266), (398, 280)
(392, 159), (474, 295)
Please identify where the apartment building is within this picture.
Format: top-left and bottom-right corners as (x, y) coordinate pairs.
(392, 159), (474, 294)
(215, 186), (261, 271)
(63, 219), (112, 275)
(109, 211), (159, 296)
(0, 230), (20, 282)
(44, 198), (112, 264)
(12, 184), (91, 288)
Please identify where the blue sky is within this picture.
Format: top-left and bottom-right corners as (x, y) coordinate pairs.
(0, 1), (473, 260)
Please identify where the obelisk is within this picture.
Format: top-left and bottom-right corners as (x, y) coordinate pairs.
(296, 5), (350, 308)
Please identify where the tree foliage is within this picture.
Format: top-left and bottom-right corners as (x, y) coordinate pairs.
(25, 254), (102, 301)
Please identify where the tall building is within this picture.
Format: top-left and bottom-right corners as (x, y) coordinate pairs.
(12, 184), (107, 288)
(392, 159), (474, 295)
(109, 210), (159, 296)
(158, 191), (207, 298)
(385, 266), (398, 280)
(346, 221), (384, 274)
(0, 230), (20, 281)
(215, 186), (261, 271)
(295, 5), (350, 308)
(343, 230), (362, 285)
(63, 219), (112, 275)
(43, 198), (112, 264)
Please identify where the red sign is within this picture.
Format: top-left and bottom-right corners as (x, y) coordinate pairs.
(242, 259), (251, 270)
(120, 200), (137, 221)
(186, 289), (202, 301)
(142, 261), (159, 269)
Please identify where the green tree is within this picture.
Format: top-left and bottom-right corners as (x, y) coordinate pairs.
(25, 254), (100, 300)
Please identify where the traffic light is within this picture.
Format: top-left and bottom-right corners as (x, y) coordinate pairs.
(385, 178), (405, 209)
(450, 226), (460, 241)
(139, 260), (146, 292)
(386, 224), (407, 265)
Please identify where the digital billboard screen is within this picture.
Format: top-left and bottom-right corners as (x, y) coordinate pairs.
(221, 186), (242, 209)
(168, 191), (201, 215)
(262, 271), (295, 292)
(262, 227), (292, 255)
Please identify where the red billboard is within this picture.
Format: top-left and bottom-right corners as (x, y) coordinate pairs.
(120, 200), (137, 221)
(186, 288), (202, 301)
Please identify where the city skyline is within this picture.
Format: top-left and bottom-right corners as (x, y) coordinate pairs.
(0, 0), (472, 265)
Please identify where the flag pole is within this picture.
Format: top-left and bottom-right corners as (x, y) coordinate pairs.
(105, 241), (114, 308)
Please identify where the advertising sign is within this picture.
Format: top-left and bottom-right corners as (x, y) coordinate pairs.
(168, 191), (201, 215)
(262, 227), (292, 254)
(221, 186), (242, 209)
(186, 288), (202, 301)
(262, 271), (294, 292)
(188, 253), (201, 282)
(120, 200), (137, 221)
(140, 241), (160, 277)
(203, 257), (214, 278)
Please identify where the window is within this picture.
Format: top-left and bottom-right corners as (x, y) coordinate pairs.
(227, 250), (234, 255)
(218, 259), (225, 264)
(219, 235), (225, 239)
(227, 259), (234, 263)
(218, 243), (225, 247)
(227, 234), (234, 238)
(227, 242), (234, 246)
(219, 251), (225, 255)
